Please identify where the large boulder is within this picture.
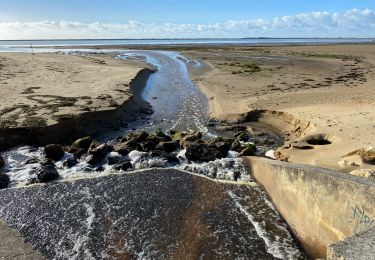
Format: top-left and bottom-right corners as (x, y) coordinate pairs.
(72, 136), (93, 151)
(63, 157), (78, 168)
(66, 146), (86, 159)
(157, 141), (180, 153)
(114, 142), (131, 156)
(0, 174), (10, 189)
(154, 129), (172, 142)
(239, 144), (257, 156)
(87, 142), (112, 165)
(234, 131), (250, 142)
(185, 141), (231, 163)
(44, 144), (65, 161)
(37, 165), (59, 182)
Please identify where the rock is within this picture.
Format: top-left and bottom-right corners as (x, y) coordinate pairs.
(138, 140), (158, 152)
(154, 129), (171, 141)
(180, 131), (203, 148)
(40, 158), (55, 166)
(338, 159), (358, 168)
(72, 136), (93, 151)
(240, 144), (257, 156)
(107, 154), (125, 165)
(350, 169), (375, 180)
(182, 131), (202, 142)
(150, 151), (180, 164)
(37, 165), (59, 182)
(171, 131), (188, 142)
(234, 131), (250, 142)
(66, 146), (86, 159)
(274, 149), (289, 162)
(114, 143), (131, 156)
(362, 147), (375, 163)
(0, 174), (10, 189)
(87, 142), (112, 165)
(44, 144), (65, 161)
(342, 146), (375, 163)
(24, 157), (39, 165)
(157, 141), (180, 153)
(113, 161), (133, 171)
(0, 155), (4, 168)
(230, 140), (243, 152)
(117, 131), (149, 152)
(185, 141), (231, 162)
(63, 157), (78, 168)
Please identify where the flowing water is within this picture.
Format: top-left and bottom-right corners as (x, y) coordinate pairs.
(0, 49), (305, 259)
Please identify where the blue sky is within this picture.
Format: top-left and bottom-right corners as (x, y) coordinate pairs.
(0, 0), (375, 39)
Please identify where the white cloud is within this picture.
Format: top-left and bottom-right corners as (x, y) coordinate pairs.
(0, 9), (374, 39)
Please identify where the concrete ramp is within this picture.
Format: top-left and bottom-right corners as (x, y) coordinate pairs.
(244, 157), (375, 259)
(0, 220), (44, 259)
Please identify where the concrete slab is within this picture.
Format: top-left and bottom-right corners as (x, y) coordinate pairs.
(0, 219), (44, 259)
(328, 227), (375, 260)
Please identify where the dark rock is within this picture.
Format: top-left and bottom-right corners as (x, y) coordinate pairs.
(25, 178), (39, 186)
(66, 146), (86, 159)
(37, 165), (59, 183)
(0, 174), (10, 189)
(239, 144), (257, 156)
(185, 141), (230, 162)
(234, 131), (250, 142)
(63, 157), (78, 168)
(154, 129), (172, 141)
(113, 161), (133, 171)
(25, 157), (39, 165)
(72, 136), (93, 151)
(230, 140), (243, 152)
(87, 142), (112, 165)
(171, 131), (188, 142)
(40, 159), (55, 166)
(151, 151), (180, 164)
(114, 143), (131, 156)
(44, 144), (65, 161)
(0, 155), (4, 168)
(139, 140), (158, 152)
(119, 131), (149, 151)
(157, 141), (180, 153)
(107, 155), (125, 165)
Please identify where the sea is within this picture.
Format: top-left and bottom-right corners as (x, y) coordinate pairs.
(0, 37), (374, 52)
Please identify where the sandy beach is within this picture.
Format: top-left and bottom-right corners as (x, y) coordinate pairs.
(181, 44), (375, 172)
(0, 52), (148, 128)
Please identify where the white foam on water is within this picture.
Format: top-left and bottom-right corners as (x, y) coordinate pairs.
(265, 150), (276, 159)
(228, 191), (302, 259)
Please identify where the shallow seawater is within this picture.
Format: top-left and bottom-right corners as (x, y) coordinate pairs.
(0, 50), (304, 259)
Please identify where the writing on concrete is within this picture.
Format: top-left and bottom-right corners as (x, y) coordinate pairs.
(349, 205), (374, 233)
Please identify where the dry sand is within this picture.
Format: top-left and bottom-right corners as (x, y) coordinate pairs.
(183, 44), (375, 172)
(0, 52), (147, 128)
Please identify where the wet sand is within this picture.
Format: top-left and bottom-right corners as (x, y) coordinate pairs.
(178, 44), (375, 172)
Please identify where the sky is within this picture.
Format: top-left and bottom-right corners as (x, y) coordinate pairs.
(0, 0), (375, 39)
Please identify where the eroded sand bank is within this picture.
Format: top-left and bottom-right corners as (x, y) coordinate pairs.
(183, 44), (375, 172)
(0, 52), (153, 148)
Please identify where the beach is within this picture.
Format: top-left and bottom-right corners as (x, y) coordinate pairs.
(181, 44), (375, 172)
